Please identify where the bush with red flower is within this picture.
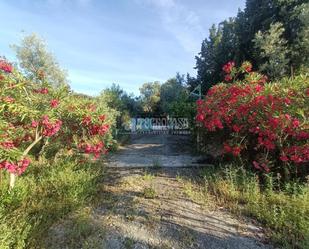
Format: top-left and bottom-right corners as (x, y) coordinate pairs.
(0, 58), (116, 189)
(196, 62), (309, 179)
(53, 95), (116, 161)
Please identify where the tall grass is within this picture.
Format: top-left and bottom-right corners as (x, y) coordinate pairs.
(201, 164), (309, 248)
(0, 157), (105, 249)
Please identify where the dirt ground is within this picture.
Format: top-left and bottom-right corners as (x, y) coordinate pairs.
(108, 134), (202, 167)
(45, 134), (273, 249)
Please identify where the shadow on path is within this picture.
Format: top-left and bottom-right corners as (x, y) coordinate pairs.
(45, 134), (272, 249)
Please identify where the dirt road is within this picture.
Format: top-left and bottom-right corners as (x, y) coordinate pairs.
(45, 134), (272, 249)
(108, 134), (202, 168)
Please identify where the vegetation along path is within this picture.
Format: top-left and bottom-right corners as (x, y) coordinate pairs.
(45, 134), (272, 249)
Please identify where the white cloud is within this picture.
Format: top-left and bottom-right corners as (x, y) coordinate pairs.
(137, 0), (205, 54)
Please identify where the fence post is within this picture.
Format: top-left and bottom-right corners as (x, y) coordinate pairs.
(197, 127), (200, 152)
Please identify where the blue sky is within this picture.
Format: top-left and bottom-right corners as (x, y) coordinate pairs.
(0, 0), (245, 96)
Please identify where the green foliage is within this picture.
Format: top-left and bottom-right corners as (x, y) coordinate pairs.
(200, 164), (309, 248)
(97, 76), (195, 120)
(254, 22), (289, 78)
(142, 187), (156, 199)
(98, 84), (141, 128)
(139, 81), (161, 114)
(142, 171), (155, 181)
(195, 24), (223, 92)
(98, 84), (125, 113)
(197, 64), (309, 179)
(275, 1), (309, 73)
(0, 62), (116, 189)
(160, 77), (183, 114)
(0, 38), (117, 248)
(11, 33), (69, 88)
(159, 73), (194, 118)
(193, 0), (309, 91)
(0, 159), (105, 248)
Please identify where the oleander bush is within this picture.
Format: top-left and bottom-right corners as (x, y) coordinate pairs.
(196, 61), (309, 180)
(0, 57), (117, 248)
(0, 58), (117, 189)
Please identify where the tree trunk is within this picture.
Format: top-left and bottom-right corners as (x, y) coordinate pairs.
(9, 135), (42, 190)
(38, 138), (49, 160)
(290, 65), (294, 79)
(9, 173), (16, 190)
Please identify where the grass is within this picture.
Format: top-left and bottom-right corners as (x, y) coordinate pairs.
(45, 207), (106, 249)
(142, 171), (155, 181)
(0, 157), (105, 249)
(192, 164), (309, 248)
(1, 152), (307, 248)
(142, 187), (156, 199)
(181, 179), (212, 208)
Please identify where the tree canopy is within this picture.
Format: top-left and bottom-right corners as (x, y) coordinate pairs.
(192, 0), (309, 92)
(12, 33), (69, 88)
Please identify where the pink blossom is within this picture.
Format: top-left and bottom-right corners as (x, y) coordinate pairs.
(0, 59), (13, 73)
(50, 99), (59, 108)
(31, 120), (39, 128)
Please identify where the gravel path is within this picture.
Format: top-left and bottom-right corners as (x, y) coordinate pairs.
(107, 134), (203, 167)
(45, 134), (272, 249)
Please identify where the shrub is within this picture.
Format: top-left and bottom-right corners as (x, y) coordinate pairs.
(142, 187), (156, 199)
(0, 159), (105, 248)
(196, 61), (309, 179)
(200, 164), (309, 248)
(0, 58), (116, 189)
